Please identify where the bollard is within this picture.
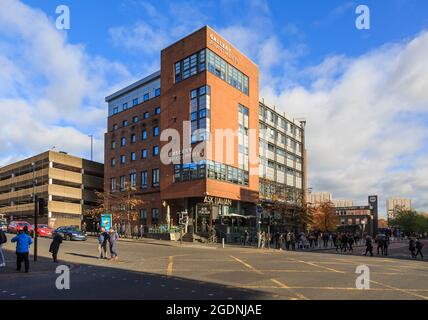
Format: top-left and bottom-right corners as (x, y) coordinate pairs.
(222, 237), (225, 248)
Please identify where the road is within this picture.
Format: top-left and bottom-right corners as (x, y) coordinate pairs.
(0, 236), (427, 300)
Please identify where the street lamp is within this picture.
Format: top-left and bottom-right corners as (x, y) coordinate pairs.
(88, 135), (93, 161)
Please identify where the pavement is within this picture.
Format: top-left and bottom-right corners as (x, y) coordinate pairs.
(0, 236), (427, 300)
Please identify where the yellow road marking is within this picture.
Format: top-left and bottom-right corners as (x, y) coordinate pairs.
(236, 285), (428, 293)
(166, 256), (173, 277)
(230, 255), (308, 300)
(291, 259), (345, 274)
(270, 279), (308, 300)
(230, 256), (263, 274)
(369, 279), (428, 300)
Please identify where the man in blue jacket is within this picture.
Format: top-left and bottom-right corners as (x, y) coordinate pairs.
(11, 226), (33, 273)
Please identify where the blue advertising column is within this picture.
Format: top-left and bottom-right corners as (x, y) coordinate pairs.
(101, 214), (112, 231)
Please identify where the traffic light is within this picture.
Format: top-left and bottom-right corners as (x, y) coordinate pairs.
(37, 197), (47, 216)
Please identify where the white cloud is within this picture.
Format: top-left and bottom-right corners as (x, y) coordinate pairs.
(261, 31), (428, 214)
(0, 0), (131, 164)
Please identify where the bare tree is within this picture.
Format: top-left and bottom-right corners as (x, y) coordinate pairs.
(85, 182), (145, 225)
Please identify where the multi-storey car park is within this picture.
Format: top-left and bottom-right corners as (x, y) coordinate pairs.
(0, 151), (103, 228)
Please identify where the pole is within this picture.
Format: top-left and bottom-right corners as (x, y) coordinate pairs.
(88, 135), (93, 161)
(32, 163), (38, 262)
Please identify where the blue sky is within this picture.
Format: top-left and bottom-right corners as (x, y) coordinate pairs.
(1, 0), (428, 215)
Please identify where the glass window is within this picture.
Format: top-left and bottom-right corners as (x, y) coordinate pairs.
(122, 120), (128, 127)
(120, 155), (126, 164)
(113, 124), (118, 131)
(111, 141), (116, 149)
(141, 149), (147, 159)
(131, 134), (136, 143)
(131, 152), (136, 161)
(142, 130), (147, 140)
(119, 176), (125, 191)
(140, 209), (147, 224)
(123, 102), (128, 110)
(121, 137), (126, 146)
(133, 98), (138, 106)
(143, 93), (149, 101)
(143, 112), (149, 119)
(141, 171), (148, 188)
(110, 178), (116, 192)
(155, 107), (160, 115)
(152, 208), (159, 225)
(133, 116), (138, 123)
(155, 88), (161, 97)
(113, 107), (118, 115)
(130, 172), (137, 187)
(111, 158), (116, 167)
(153, 146), (159, 156)
(153, 126), (159, 136)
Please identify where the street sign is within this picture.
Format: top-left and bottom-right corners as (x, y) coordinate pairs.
(256, 205), (263, 214)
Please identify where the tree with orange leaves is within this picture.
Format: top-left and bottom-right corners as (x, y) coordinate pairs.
(310, 202), (338, 232)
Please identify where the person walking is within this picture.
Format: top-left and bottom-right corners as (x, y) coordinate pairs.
(139, 224), (144, 239)
(383, 235), (390, 256)
(348, 235), (354, 253)
(11, 227), (33, 273)
(285, 232), (291, 250)
(415, 238), (424, 260)
(126, 222), (132, 238)
(133, 225), (139, 240)
(364, 235), (373, 256)
(97, 229), (105, 259)
(49, 232), (63, 263)
(335, 235), (342, 253)
(243, 229), (249, 246)
(0, 228), (7, 267)
(109, 228), (119, 261)
(291, 232), (296, 251)
(409, 238), (416, 259)
(261, 232), (266, 249)
(81, 221), (87, 234)
(101, 228), (110, 259)
(274, 231), (280, 249)
(376, 235), (384, 256)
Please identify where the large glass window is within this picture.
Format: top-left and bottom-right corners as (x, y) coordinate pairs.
(206, 49), (249, 95)
(175, 49), (206, 83)
(190, 85), (211, 143)
(238, 104), (249, 171)
(174, 160), (248, 186)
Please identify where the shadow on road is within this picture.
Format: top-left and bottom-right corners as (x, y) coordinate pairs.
(0, 249), (272, 300)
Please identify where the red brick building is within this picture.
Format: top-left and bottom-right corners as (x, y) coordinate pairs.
(105, 26), (306, 236)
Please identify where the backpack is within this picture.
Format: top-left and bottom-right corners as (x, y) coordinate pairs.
(0, 231), (7, 244)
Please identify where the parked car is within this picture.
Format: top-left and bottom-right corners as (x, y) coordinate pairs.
(8, 221), (33, 234)
(0, 221), (7, 232)
(54, 226), (87, 241)
(32, 224), (54, 238)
